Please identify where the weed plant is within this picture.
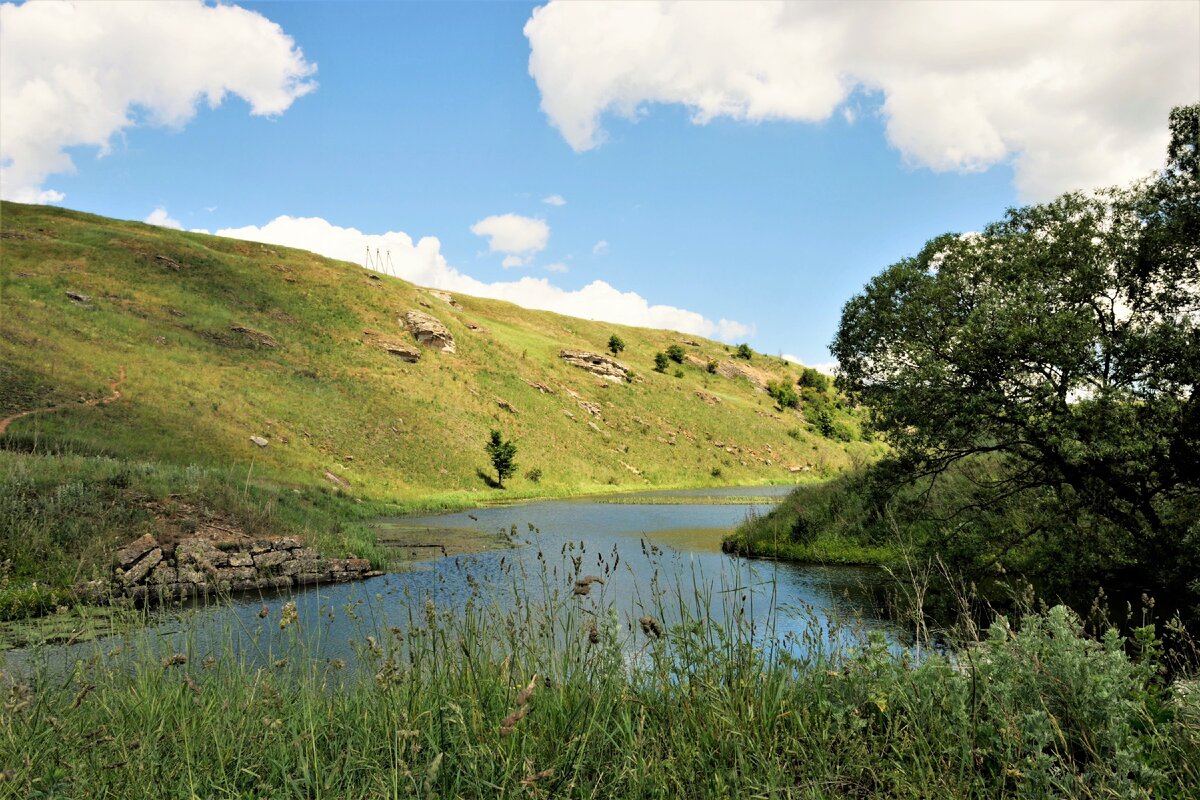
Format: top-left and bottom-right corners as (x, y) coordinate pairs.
(1, 544), (1197, 798)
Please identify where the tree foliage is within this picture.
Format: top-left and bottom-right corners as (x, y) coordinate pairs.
(735, 343), (753, 360)
(665, 344), (686, 364)
(607, 334), (626, 356)
(832, 105), (1200, 596)
(485, 430), (518, 488)
(653, 352), (669, 373)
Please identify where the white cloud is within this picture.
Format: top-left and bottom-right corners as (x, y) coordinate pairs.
(144, 207), (182, 230)
(541, 194), (566, 206)
(0, 0), (316, 203)
(214, 214), (752, 341)
(501, 255), (526, 269)
(592, 239), (608, 255)
(470, 213), (550, 258)
(782, 354), (837, 375)
(545, 262), (569, 273)
(525, 1), (1200, 200)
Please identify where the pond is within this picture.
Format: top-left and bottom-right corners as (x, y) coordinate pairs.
(5, 486), (910, 673)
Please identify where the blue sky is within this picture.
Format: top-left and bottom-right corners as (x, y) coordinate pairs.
(3, 1), (1196, 366)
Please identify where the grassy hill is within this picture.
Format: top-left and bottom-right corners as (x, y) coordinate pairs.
(0, 200), (876, 591)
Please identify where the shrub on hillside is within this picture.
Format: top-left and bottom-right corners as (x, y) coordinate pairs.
(735, 343), (752, 360)
(666, 344), (685, 364)
(607, 334), (625, 356)
(653, 352), (669, 373)
(767, 380), (799, 409)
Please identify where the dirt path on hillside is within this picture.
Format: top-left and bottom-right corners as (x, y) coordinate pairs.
(0, 366), (126, 435)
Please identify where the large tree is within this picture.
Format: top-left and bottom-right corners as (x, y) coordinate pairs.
(832, 106), (1199, 595)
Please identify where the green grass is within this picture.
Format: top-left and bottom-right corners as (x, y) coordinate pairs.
(0, 200), (878, 501)
(0, 200), (880, 592)
(2, 559), (1197, 798)
(723, 472), (901, 566)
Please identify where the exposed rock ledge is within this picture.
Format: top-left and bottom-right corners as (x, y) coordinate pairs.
(404, 310), (456, 353)
(95, 533), (381, 604)
(559, 349), (629, 383)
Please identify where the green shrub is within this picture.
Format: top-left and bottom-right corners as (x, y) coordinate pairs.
(525, 467), (542, 484)
(653, 352), (669, 373)
(797, 367), (831, 392)
(766, 380), (799, 409)
(735, 343), (752, 360)
(666, 344), (685, 364)
(706, 360), (717, 374)
(607, 334), (626, 356)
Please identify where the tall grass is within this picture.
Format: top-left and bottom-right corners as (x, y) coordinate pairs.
(2, 548), (1197, 798)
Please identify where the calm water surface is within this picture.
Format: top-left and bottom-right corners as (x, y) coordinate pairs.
(9, 486), (906, 671)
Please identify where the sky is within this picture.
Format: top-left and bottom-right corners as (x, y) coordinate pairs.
(2, 1), (1198, 368)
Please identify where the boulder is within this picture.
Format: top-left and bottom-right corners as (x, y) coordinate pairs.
(120, 548), (163, 585)
(377, 340), (421, 362)
(250, 435), (269, 447)
(115, 534), (159, 568)
(404, 310), (456, 353)
(559, 350), (629, 383)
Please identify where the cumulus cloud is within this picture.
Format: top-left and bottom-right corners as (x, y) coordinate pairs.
(215, 215), (752, 341)
(524, 1), (1200, 200)
(782, 354), (838, 375)
(144, 207), (182, 230)
(542, 194), (566, 206)
(545, 262), (569, 273)
(470, 213), (550, 254)
(0, 0), (316, 203)
(592, 239), (608, 255)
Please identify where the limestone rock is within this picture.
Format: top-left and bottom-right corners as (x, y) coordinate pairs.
(121, 548), (163, 585)
(404, 310), (456, 353)
(559, 350), (629, 383)
(324, 471), (350, 489)
(230, 325), (278, 349)
(428, 289), (461, 308)
(115, 534), (159, 568)
(716, 359), (768, 391)
(253, 550), (290, 569)
(250, 435), (269, 447)
(377, 340), (421, 362)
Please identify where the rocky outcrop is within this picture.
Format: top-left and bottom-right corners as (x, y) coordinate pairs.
(716, 359), (768, 391)
(428, 290), (461, 308)
(230, 325), (279, 349)
(559, 350), (629, 383)
(110, 534), (381, 604)
(377, 340), (421, 362)
(404, 310), (456, 353)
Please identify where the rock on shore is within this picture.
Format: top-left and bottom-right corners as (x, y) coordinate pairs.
(105, 533), (381, 604)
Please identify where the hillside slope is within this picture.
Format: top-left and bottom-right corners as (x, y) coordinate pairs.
(1, 201), (874, 504)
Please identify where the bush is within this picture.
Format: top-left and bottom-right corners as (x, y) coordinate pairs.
(525, 467), (542, 484)
(797, 367), (830, 392)
(673, 368), (684, 379)
(666, 344), (685, 364)
(766, 380), (799, 409)
(653, 352), (669, 373)
(607, 334), (626, 356)
(706, 360), (717, 374)
(735, 343), (752, 360)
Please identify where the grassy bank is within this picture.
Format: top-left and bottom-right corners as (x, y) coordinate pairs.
(2, 568), (1197, 798)
(722, 472), (902, 566)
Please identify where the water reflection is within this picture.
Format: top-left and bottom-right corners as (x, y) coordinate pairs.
(5, 486), (908, 673)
